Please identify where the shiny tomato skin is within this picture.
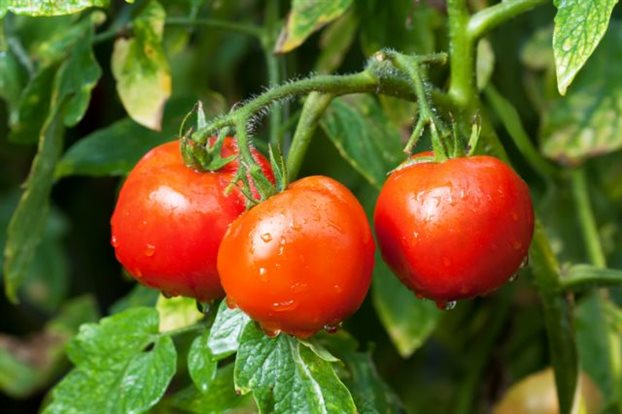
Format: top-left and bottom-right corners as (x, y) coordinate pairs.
(374, 155), (534, 302)
(217, 175), (375, 338)
(110, 138), (273, 302)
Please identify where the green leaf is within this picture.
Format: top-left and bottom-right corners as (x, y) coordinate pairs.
(166, 364), (254, 414)
(111, 0), (171, 130)
(314, 10), (358, 74)
(109, 285), (160, 314)
(0, 296), (98, 398)
(372, 254), (440, 358)
(207, 300), (250, 360)
(156, 294), (203, 332)
(188, 330), (217, 393)
(553, 0), (618, 95)
(235, 322), (356, 413)
(3, 107), (64, 303)
(55, 95), (209, 178)
(275, 0), (353, 53)
(476, 39), (495, 91)
(0, 48), (28, 119)
(541, 22), (622, 165)
(1, 0), (108, 16)
(45, 308), (177, 414)
(320, 95), (404, 189)
(341, 353), (403, 414)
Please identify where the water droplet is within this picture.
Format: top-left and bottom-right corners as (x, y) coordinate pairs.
(562, 39), (572, 52)
(512, 240), (523, 250)
(196, 301), (210, 314)
(511, 212), (519, 222)
(509, 272), (519, 283)
(271, 299), (297, 311)
(131, 268), (143, 278)
(413, 231), (419, 239)
(259, 267), (268, 281)
(459, 189), (466, 199)
(144, 243), (156, 256)
(261, 326), (281, 337)
(162, 291), (175, 299)
(333, 284), (343, 293)
(440, 300), (457, 311)
(323, 322), (342, 334)
(111, 235), (118, 247)
(260, 233), (272, 242)
(520, 255), (529, 268)
(226, 296), (237, 309)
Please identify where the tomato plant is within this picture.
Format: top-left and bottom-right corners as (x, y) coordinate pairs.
(110, 138), (273, 302)
(2, 1), (622, 414)
(374, 155), (534, 307)
(218, 175), (374, 338)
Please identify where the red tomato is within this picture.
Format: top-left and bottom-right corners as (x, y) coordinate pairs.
(217, 176), (375, 338)
(374, 155), (534, 306)
(110, 138), (273, 302)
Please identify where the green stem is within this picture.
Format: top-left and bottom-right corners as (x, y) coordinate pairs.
(447, 0), (476, 107)
(286, 93), (333, 181)
(468, 0), (548, 41)
(560, 264), (622, 292)
(262, 1), (283, 147)
(571, 167), (607, 268)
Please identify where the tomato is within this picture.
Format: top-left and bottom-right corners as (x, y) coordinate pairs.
(374, 155), (534, 305)
(217, 175), (375, 338)
(110, 138), (273, 302)
(493, 369), (602, 414)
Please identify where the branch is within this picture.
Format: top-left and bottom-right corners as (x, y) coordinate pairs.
(560, 265), (622, 292)
(468, 0), (548, 41)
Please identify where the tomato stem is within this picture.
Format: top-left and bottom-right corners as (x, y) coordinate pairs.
(467, 0), (548, 42)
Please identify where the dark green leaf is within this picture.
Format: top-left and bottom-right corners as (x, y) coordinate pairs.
(208, 300), (250, 360)
(553, 0), (618, 95)
(0, 296), (98, 398)
(0, 48), (28, 119)
(320, 95), (404, 189)
(109, 284), (160, 314)
(111, 0), (171, 130)
(55, 96), (206, 178)
(314, 10), (358, 74)
(235, 322), (356, 413)
(342, 352), (403, 414)
(166, 364), (254, 414)
(542, 22), (622, 165)
(275, 0), (353, 53)
(1, 0), (108, 17)
(372, 254), (440, 358)
(3, 107), (64, 303)
(45, 307), (177, 414)
(188, 330), (217, 393)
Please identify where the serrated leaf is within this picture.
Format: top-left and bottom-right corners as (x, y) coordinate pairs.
(372, 254), (440, 358)
(207, 300), (250, 360)
(235, 322), (356, 414)
(342, 353), (403, 414)
(553, 0), (618, 95)
(275, 0), (353, 53)
(320, 95), (404, 189)
(188, 330), (217, 392)
(541, 22), (622, 165)
(3, 108), (64, 303)
(112, 0), (171, 130)
(2, 0), (108, 16)
(0, 296), (98, 398)
(45, 307), (177, 414)
(156, 294), (203, 332)
(166, 364), (254, 414)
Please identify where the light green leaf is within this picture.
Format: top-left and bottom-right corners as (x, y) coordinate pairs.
(166, 364), (254, 414)
(275, 0), (353, 53)
(45, 307), (177, 414)
(372, 254), (440, 358)
(320, 95), (405, 189)
(156, 294), (203, 332)
(0, 296), (98, 398)
(3, 107), (64, 303)
(541, 22), (622, 165)
(112, 0), (171, 130)
(207, 300), (250, 360)
(188, 330), (217, 393)
(342, 353), (403, 414)
(235, 322), (356, 413)
(1, 0), (108, 16)
(553, 0), (618, 95)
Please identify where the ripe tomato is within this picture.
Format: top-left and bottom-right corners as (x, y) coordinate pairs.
(374, 155), (534, 305)
(217, 176), (375, 338)
(110, 138), (273, 302)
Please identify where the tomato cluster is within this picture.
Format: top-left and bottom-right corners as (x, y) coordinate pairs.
(111, 138), (533, 337)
